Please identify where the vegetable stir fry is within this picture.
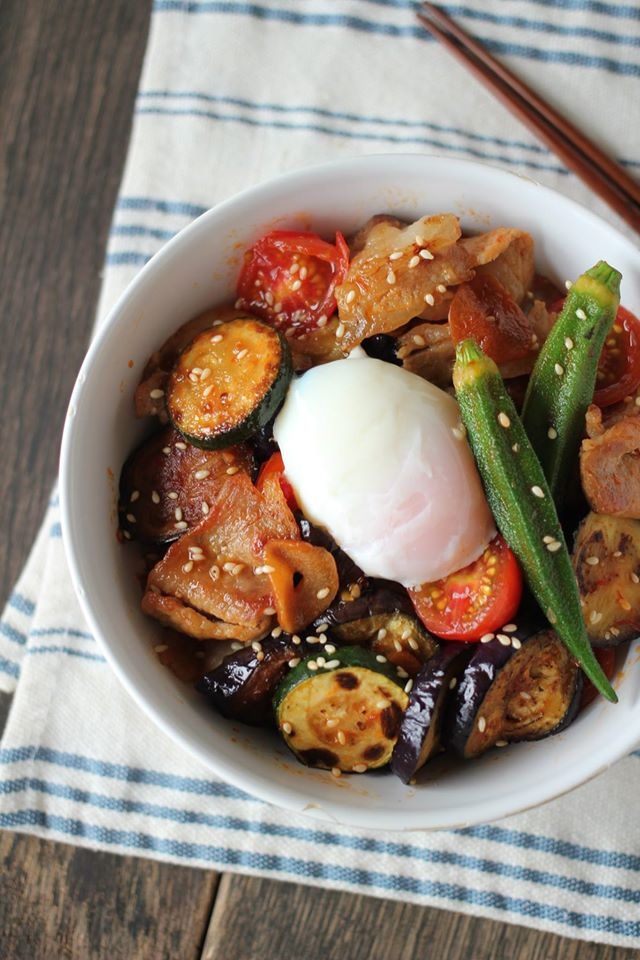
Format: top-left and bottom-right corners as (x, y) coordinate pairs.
(119, 214), (640, 783)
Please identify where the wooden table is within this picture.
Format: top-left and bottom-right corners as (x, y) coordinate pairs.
(0, 2), (635, 956)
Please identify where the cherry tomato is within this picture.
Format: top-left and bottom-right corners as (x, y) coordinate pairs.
(236, 230), (349, 335)
(549, 299), (640, 408)
(594, 305), (640, 407)
(256, 451), (298, 512)
(408, 534), (523, 641)
(448, 275), (537, 365)
(579, 647), (616, 710)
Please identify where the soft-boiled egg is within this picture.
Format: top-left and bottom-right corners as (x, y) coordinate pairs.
(273, 352), (495, 587)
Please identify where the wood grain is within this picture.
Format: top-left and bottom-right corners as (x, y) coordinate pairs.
(203, 874), (638, 960)
(0, 832), (219, 960)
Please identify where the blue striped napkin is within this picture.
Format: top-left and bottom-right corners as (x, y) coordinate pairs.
(2, 1), (640, 947)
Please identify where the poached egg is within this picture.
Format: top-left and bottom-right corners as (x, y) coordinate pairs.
(273, 352), (495, 587)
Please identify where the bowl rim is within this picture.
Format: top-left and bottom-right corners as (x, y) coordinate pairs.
(59, 152), (640, 830)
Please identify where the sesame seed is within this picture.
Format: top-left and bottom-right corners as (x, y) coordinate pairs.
(317, 587), (330, 599)
(547, 427), (558, 439)
(174, 507), (183, 521)
(480, 632), (495, 643)
(281, 721), (293, 735)
(511, 637), (522, 649)
(182, 561), (193, 573)
(565, 280), (573, 290)
(130, 490), (140, 502)
(291, 635), (301, 645)
(502, 623), (518, 632)
(613, 550), (623, 558)
(498, 412), (511, 428)
(554, 363), (564, 376)
(377, 628), (388, 641)
(337, 730), (347, 745)
(174, 520), (188, 530)
(585, 556), (600, 565)
(307, 661), (318, 672)
(335, 322), (345, 340)
(547, 608), (558, 624)
(317, 315), (328, 328)
(376, 654), (387, 663)
(232, 563), (245, 576)
(168, 491), (178, 500)
(531, 485), (545, 498)
(631, 572), (639, 584)
(436, 284), (447, 294)
(324, 659), (340, 669)
(546, 540), (562, 552)
(396, 667), (409, 678)
(316, 624), (329, 633)
(449, 676), (457, 689)
(564, 337), (574, 350)
(162, 447), (171, 455)
(346, 289), (356, 304)
(412, 334), (426, 347)
(352, 763), (367, 773)
(408, 255), (420, 269)
(495, 740), (508, 748)
(408, 637), (419, 651)
(236, 348), (248, 361)
(271, 626), (283, 638)
(419, 248), (434, 260)
(404, 679), (414, 694)
(589, 610), (603, 624)
(325, 718), (339, 728)
(208, 564), (220, 580)
(125, 513), (136, 523)
(331, 767), (342, 778)
(424, 293), (435, 306)
(316, 656), (326, 667)
(202, 385), (213, 398)
(149, 388), (165, 399)
(619, 597), (632, 611)
(576, 307), (587, 321)
(376, 699), (390, 710)
(543, 535), (555, 544)
(201, 502), (209, 515)
(211, 333), (223, 343)
(386, 269), (396, 285)
(324, 644), (336, 655)
(226, 465), (240, 475)
(175, 442), (187, 450)
(288, 658), (300, 669)
(264, 606), (276, 615)
(389, 250), (404, 261)
(452, 426), (465, 440)
(497, 633), (511, 646)
(512, 443), (520, 453)
(478, 716), (487, 733)
(122, 530), (131, 539)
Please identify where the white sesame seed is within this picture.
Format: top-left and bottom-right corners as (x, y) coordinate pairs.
(547, 427), (558, 439)
(125, 514), (136, 523)
(502, 623), (518, 632)
(531, 485), (545, 498)
(162, 447), (171, 455)
(151, 491), (160, 504)
(325, 718), (339, 728)
(477, 716), (487, 733)
(565, 280), (573, 290)
(175, 520), (188, 530)
(236, 348), (248, 361)
(412, 334), (426, 347)
(497, 633), (511, 646)
(576, 307), (587, 321)
(174, 507), (183, 521)
(288, 658), (300, 669)
(149, 388), (165, 399)
(424, 293), (435, 306)
(480, 632), (495, 643)
(512, 443), (520, 453)
(511, 637), (522, 649)
(376, 654), (387, 663)
(408, 255), (421, 269)
(408, 637), (419, 651)
(201, 502), (209, 515)
(547, 608), (557, 624)
(564, 337), (574, 350)
(282, 721), (293, 734)
(585, 556), (600, 566)
(436, 283), (447, 293)
(307, 661), (318, 671)
(316, 624), (329, 634)
(389, 250), (404, 261)
(175, 442), (187, 450)
(226, 465), (240, 475)
(324, 659), (340, 670)
(168, 491), (178, 500)
(208, 564), (220, 580)
(589, 610), (603, 624)
(316, 587), (330, 599)
(404, 679), (414, 694)
(271, 626), (283, 638)
(346, 289), (356, 304)
(419, 248), (434, 260)
(631, 572), (639, 584)
(377, 628), (388, 641)
(130, 490), (140, 502)
(202, 385), (213, 398)
(331, 767), (342, 778)
(386, 269), (396, 285)
(498, 412), (511, 428)
(449, 676), (457, 689)
(396, 667), (409, 678)
(264, 606), (276, 615)
(543, 535), (555, 543)
(335, 322), (345, 340)
(324, 644), (336, 655)
(554, 362), (564, 376)
(211, 334), (223, 343)
(546, 540), (562, 552)
(352, 763), (367, 773)
(182, 561), (193, 573)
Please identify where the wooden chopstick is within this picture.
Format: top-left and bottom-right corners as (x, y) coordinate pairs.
(417, 2), (640, 234)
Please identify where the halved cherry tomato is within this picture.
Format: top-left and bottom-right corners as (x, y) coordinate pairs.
(255, 451), (298, 512)
(448, 275), (537, 365)
(407, 534), (523, 641)
(549, 299), (640, 408)
(236, 230), (349, 335)
(579, 647), (616, 710)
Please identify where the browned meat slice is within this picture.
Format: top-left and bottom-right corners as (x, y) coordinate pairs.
(397, 322), (455, 389)
(580, 410), (640, 518)
(335, 214), (475, 347)
(461, 228), (535, 304)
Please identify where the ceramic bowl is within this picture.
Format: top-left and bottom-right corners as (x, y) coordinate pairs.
(60, 154), (640, 830)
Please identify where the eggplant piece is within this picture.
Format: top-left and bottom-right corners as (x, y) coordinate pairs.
(118, 424), (253, 545)
(196, 633), (318, 727)
(572, 511), (640, 646)
(448, 627), (583, 759)
(390, 642), (471, 783)
(362, 334), (401, 366)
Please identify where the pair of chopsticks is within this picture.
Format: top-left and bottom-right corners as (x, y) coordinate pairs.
(417, 3), (640, 235)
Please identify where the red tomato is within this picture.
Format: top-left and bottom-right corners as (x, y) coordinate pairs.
(255, 451), (298, 512)
(594, 305), (640, 407)
(236, 230), (349, 335)
(579, 647), (616, 710)
(448, 275), (537, 365)
(408, 534), (523, 641)
(549, 299), (640, 408)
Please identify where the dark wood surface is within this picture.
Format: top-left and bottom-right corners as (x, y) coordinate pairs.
(0, 2), (636, 957)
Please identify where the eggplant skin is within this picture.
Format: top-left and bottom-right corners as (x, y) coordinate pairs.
(196, 634), (317, 726)
(390, 643), (471, 784)
(448, 629), (583, 760)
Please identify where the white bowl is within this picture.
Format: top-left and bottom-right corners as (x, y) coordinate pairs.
(60, 154), (640, 830)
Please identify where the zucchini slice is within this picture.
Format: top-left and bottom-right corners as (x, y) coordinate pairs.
(273, 646), (409, 772)
(166, 316), (293, 449)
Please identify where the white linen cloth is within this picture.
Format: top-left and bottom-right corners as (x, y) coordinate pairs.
(2, 0), (640, 947)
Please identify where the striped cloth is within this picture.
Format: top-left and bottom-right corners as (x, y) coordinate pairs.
(2, 0), (640, 947)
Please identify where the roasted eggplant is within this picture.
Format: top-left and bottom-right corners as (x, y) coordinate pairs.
(118, 424), (253, 545)
(390, 642), (471, 783)
(572, 511), (640, 645)
(196, 632), (319, 727)
(448, 627), (583, 759)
